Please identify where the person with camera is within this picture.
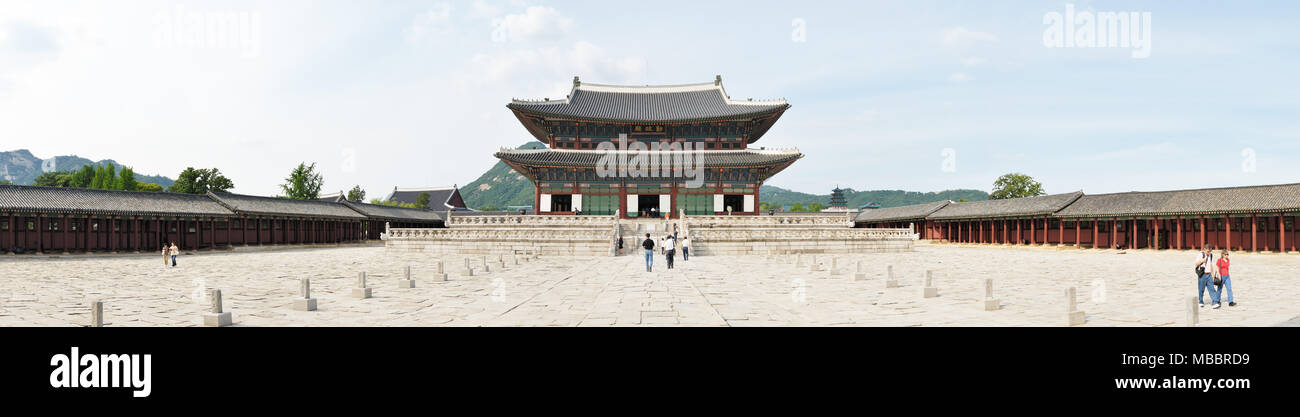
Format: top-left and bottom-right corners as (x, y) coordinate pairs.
(1194, 244), (1221, 309)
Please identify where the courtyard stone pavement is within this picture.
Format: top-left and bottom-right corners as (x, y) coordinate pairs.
(1, 243), (1297, 326)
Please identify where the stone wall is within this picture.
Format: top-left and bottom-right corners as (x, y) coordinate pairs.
(386, 212), (916, 257)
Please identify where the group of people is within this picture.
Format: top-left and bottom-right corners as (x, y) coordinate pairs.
(161, 242), (179, 267)
(641, 232), (690, 272)
(1194, 244), (1236, 309)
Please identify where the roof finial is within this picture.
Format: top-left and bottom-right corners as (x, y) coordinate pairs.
(573, 76), (581, 87)
(714, 75), (722, 85)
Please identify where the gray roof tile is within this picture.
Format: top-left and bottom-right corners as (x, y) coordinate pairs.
(508, 81), (789, 123)
(854, 200), (951, 223)
(208, 192), (366, 219)
(495, 148), (803, 168)
(929, 192), (1083, 220)
(0, 185), (233, 217)
(1056, 183), (1300, 218)
(342, 201), (443, 222)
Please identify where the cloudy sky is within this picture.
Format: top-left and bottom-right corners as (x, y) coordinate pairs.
(2, 0), (1297, 198)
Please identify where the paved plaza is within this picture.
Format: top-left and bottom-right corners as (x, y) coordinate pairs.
(1, 243), (1297, 327)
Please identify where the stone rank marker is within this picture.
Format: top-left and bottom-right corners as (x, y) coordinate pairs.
(482, 256), (492, 273)
(294, 278), (318, 311)
(463, 258), (475, 276)
(1065, 287), (1086, 326)
(433, 261), (448, 282)
(854, 261), (866, 281)
(982, 279), (1000, 311)
(1186, 296), (1198, 327)
(204, 289), (233, 327)
(352, 272), (372, 299)
(829, 258), (843, 276)
(90, 300), (104, 327)
(922, 270), (938, 298)
(398, 265), (416, 288)
(884, 265), (898, 288)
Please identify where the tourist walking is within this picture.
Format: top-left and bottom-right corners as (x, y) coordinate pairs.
(169, 242), (179, 267)
(642, 233), (655, 272)
(161, 244), (168, 266)
(665, 234), (677, 269)
(1195, 244), (1221, 309)
(681, 236), (691, 261)
(1217, 250), (1235, 307)
(659, 236), (665, 255)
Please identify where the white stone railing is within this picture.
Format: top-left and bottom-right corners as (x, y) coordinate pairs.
(387, 228), (612, 241)
(446, 214), (616, 228)
(692, 228), (916, 242)
(685, 214), (855, 228)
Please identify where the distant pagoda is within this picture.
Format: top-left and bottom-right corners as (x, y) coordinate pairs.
(822, 186), (855, 213)
(829, 186), (848, 209)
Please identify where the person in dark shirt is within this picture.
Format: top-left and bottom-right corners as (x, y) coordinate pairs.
(642, 233), (655, 272)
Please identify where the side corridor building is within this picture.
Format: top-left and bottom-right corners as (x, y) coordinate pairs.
(855, 183), (1300, 252)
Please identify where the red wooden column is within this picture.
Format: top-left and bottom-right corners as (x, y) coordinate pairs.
(61, 214), (69, 253)
(1199, 217), (1206, 248)
(1058, 219), (1064, 246)
(1029, 218), (1036, 245)
(1251, 215), (1257, 252)
(1280, 214), (1287, 252)
(977, 221), (983, 244)
(1131, 219), (1137, 250)
(255, 218), (262, 245)
(1225, 216), (1232, 251)
(1111, 220), (1118, 249)
(1153, 219), (1160, 250)
(1074, 220), (1081, 247)
(1176, 218), (1183, 250)
(1016, 220), (1022, 245)
(36, 215), (43, 254)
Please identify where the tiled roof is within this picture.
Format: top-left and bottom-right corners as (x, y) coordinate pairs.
(928, 192), (1083, 221)
(0, 185), (233, 217)
(508, 79), (789, 123)
(208, 192), (366, 219)
(854, 200), (951, 223)
(384, 187), (464, 209)
(495, 148), (803, 168)
(1055, 183), (1300, 218)
(341, 201), (443, 222)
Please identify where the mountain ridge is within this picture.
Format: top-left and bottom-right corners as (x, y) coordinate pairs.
(1, 149), (175, 187)
(457, 142), (989, 210)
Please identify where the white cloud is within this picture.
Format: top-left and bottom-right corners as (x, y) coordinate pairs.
(491, 6), (573, 43)
(467, 0), (502, 20)
(1079, 142), (1182, 161)
(404, 2), (455, 43)
(941, 27), (998, 47)
(465, 41), (645, 87)
(948, 72), (972, 82)
(962, 57), (986, 67)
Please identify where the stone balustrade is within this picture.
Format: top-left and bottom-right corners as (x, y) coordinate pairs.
(685, 214), (856, 228)
(446, 214), (616, 228)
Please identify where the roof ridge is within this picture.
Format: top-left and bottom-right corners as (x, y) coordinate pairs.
(0, 183), (206, 198)
(1082, 182), (1300, 196)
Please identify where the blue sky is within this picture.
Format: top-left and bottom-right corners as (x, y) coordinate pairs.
(2, 0), (1297, 197)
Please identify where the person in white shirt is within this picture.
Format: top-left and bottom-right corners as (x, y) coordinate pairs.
(169, 242), (179, 267)
(664, 234), (677, 269)
(681, 237), (691, 261)
(1194, 244), (1221, 309)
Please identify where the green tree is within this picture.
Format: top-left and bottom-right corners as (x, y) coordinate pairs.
(346, 185), (366, 202)
(69, 165), (95, 188)
(33, 172), (72, 187)
(415, 192), (431, 209)
(791, 203), (806, 212)
(138, 182), (165, 192)
(808, 203), (825, 212)
(168, 167), (235, 194)
(990, 173), (1046, 200)
(369, 198), (419, 209)
(0, 179), (11, 185)
(279, 162), (324, 200)
(117, 167), (137, 191)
